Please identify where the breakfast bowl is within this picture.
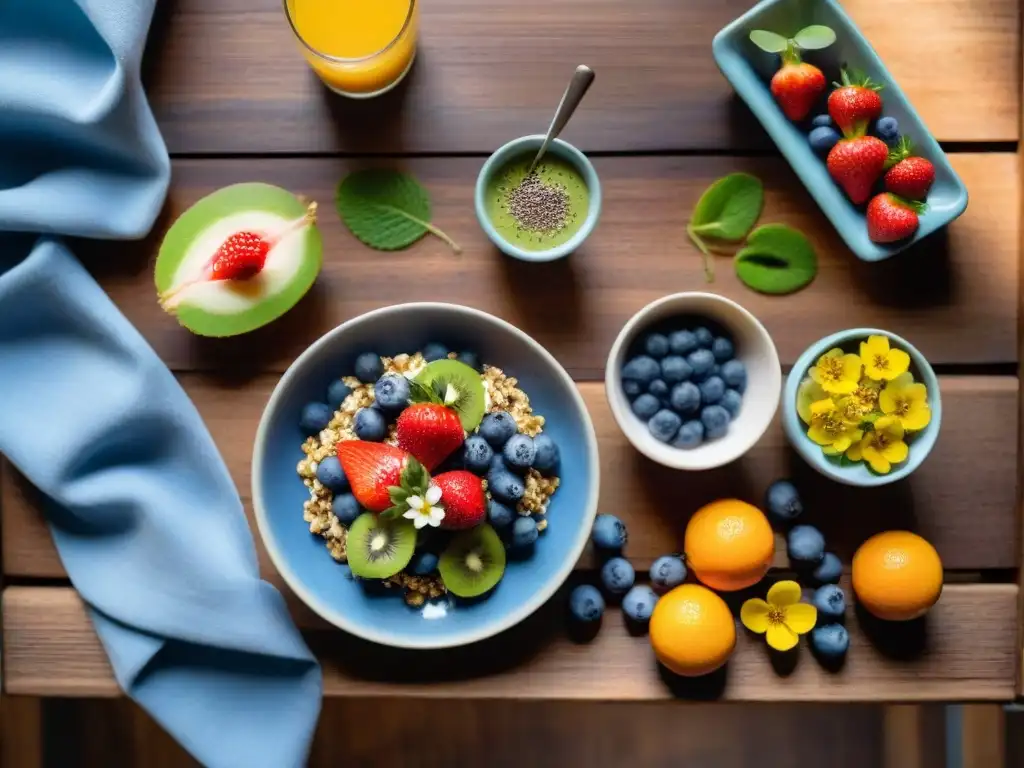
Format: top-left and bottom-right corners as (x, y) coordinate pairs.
(782, 328), (941, 487)
(605, 292), (781, 471)
(474, 135), (601, 263)
(252, 303), (599, 649)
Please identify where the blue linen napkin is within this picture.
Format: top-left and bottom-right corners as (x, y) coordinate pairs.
(0, 2), (323, 766)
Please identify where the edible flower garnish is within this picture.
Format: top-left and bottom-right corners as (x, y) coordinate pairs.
(403, 484), (446, 529)
(809, 348), (862, 394)
(806, 398), (863, 454)
(846, 416), (909, 474)
(741, 580), (817, 652)
(860, 335), (910, 381)
(878, 372), (931, 431)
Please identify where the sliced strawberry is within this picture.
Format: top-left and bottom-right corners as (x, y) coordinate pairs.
(396, 403), (465, 471)
(334, 441), (409, 512)
(432, 471), (487, 530)
(826, 135), (889, 205)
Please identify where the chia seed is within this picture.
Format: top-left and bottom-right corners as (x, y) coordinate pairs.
(505, 172), (570, 234)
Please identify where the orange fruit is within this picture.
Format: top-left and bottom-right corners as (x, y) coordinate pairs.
(684, 499), (774, 591)
(852, 531), (943, 621)
(650, 584), (736, 677)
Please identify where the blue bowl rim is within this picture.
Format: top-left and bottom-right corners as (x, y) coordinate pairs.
(251, 302), (602, 649)
(782, 327), (942, 487)
(473, 135), (602, 263)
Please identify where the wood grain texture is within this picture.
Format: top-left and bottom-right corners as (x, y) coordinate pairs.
(143, 0), (1020, 153)
(2, 377), (1017, 586)
(3, 584), (1017, 701)
(80, 154), (1019, 375)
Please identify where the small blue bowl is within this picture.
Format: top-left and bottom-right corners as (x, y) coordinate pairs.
(782, 328), (942, 487)
(474, 135), (602, 262)
(252, 303), (600, 649)
(712, 0), (968, 262)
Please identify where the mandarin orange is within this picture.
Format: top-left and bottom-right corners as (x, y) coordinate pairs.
(649, 584), (736, 677)
(852, 531), (943, 621)
(684, 499), (774, 591)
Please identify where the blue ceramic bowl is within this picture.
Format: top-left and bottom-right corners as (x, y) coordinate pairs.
(474, 135), (602, 262)
(712, 0), (968, 262)
(252, 303), (600, 649)
(782, 328), (942, 487)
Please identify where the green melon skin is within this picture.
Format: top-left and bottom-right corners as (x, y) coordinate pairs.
(155, 182), (323, 338)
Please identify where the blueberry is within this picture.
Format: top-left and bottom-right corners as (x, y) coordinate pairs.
(687, 348), (716, 381)
(512, 515), (539, 549)
(765, 479), (803, 523)
(373, 374), (410, 412)
(462, 435), (493, 475)
(668, 329), (698, 356)
(299, 402), (333, 435)
(813, 584), (846, 621)
(813, 552), (843, 585)
(488, 499), (515, 529)
(569, 584), (605, 623)
(700, 405), (731, 440)
(632, 393), (661, 420)
(421, 342), (449, 362)
(720, 389), (743, 418)
(699, 375), (726, 405)
(354, 353), (383, 383)
(811, 624), (849, 659)
(671, 419), (704, 449)
(532, 434), (560, 473)
(479, 411), (517, 448)
(327, 379), (352, 409)
(811, 114), (833, 128)
(332, 493), (361, 526)
(622, 585), (658, 625)
(354, 407), (387, 441)
(600, 557), (636, 596)
(694, 327), (714, 348)
(711, 337), (734, 362)
(316, 455), (349, 493)
(649, 555), (687, 592)
(503, 433), (536, 473)
(623, 380), (643, 399)
(648, 409), (682, 443)
(486, 466), (525, 504)
(621, 355), (660, 386)
(648, 379), (670, 400)
(788, 524), (826, 564)
(490, 452), (507, 472)
(669, 382), (701, 416)
(456, 350), (481, 371)
(660, 355), (692, 384)
(644, 333), (670, 359)
(720, 359), (747, 392)
(410, 552), (439, 575)
(809, 125), (841, 154)
(875, 116), (900, 143)
(591, 514), (627, 553)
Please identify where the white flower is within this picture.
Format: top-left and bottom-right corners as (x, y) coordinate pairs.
(403, 484), (445, 529)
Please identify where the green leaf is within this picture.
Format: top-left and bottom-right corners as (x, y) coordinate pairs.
(388, 486), (410, 504)
(734, 224), (818, 295)
(793, 25), (836, 50)
(408, 378), (441, 405)
(749, 29), (789, 53)
(379, 506), (403, 522)
(335, 170), (461, 253)
(400, 456), (430, 496)
(689, 173), (765, 242)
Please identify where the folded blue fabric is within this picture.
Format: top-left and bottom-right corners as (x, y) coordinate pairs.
(0, 2), (322, 766)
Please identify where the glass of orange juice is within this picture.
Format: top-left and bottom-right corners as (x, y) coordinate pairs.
(284, 0), (418, 98)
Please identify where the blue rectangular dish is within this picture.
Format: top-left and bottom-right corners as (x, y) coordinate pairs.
(712, 0), (968, 262)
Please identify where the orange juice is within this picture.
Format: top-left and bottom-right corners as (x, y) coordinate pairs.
(285, 0), (418, 98)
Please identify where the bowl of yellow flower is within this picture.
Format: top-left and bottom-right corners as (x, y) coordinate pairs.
(782, 329), (941, 487)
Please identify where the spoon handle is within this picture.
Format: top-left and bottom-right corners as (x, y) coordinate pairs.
(528, 65), (595, 174)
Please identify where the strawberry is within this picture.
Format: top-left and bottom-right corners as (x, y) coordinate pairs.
(866, 193), (924, 243)
(334, 441), (409, 512)
(770, 58), (826, 122)
(883, 137), (935, 200)
(828, 68), (883, 137)
(396, 404), (464, 471)
(432, 471), (486, 530)
(826, 135), (889, 205)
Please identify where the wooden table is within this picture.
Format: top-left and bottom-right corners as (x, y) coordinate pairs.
(3, 0), (1023, 714)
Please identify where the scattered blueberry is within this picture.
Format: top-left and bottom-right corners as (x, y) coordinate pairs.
(700, 405), (731, 440)
(487, 499), (515, 529)
(711, 337), (734, 362)
(875, 116), (900, 143)
(532, 434), (560, 473)
(503, 433), (536, 473)
(512, 515), (539, 548)
(373, 374), (410, 412)
(299, 402), (333, 435)
(316, 455), (349, 493)
(354, 352), (383, 383)
(601, 557), (636, 596)
(410, 552), (439, 575)
(811, 114), (833, 128)
(462, 435), (494, 475)
(421, 342), (449, 362)
(810, 624), (850, 659)
(788, 524), (826, 564)
(622, 585), (658, 625)
(486, 466), (525, 504)
(672, 419), (705, 449)
(623, 380), (643, 399)
(332, 493), (361, 526)
(649, 555), (687, 592)
(698, 375), (726, 405)
(490, 452), (507, 472)
(621, 356), (661, 387)
(668, 329), (698, 356)
(694, 327), (714, 348)
(592, 514), (627, 553)
(479, 411), (517, 448)
(813, 584), (846, 621)
(813, 552), (843, 584)
(765, 479), (803, 523)
(648, 409), (682, 443)
(354, 407), (387, 441)
(670, 382), (701, 415)
(569, 584), (605, 623)
(720, 359), (747, 392)
(660, 356), (692, 384)
(687, 348), (716, 381)
(809, 125), (841, 154)
(632, 393), (661, 420)
(644, 333), (670, 359)
(327, 379), (352, 409)
(456, 350), (481, 371)
(720, 389), (743, 418)
(648, 379), (670, 400)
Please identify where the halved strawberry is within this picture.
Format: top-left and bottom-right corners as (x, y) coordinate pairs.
(334, 441), (409, 512)
(432, 471), (487, 530)
(396, 403), (465, 471)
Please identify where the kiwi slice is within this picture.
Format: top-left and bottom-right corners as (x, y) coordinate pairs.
(414, 359), (486, 431)
(439, 524), (506, 598)
(346, 513), (417, 579)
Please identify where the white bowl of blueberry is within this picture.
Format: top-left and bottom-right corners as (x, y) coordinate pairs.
(605, 292), (782, 470)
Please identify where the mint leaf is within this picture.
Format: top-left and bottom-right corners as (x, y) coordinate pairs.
(793, 25), (836, 51)
(688, 173), (764, 282)
(734, 224), (818, 295)
(749, 30), (789, 53)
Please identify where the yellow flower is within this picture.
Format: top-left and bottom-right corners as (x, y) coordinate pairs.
(807, 398), (863, 454)
(740, 580), (818, 652)
(846, 416), (909, 474)
(879, 372), (931, 432)
(860, 335), (910, 381)
(796, 377), (828, 424)
(808, 348), (863, 394)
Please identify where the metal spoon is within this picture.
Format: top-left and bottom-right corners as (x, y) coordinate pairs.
(527, 64), (595, 175)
